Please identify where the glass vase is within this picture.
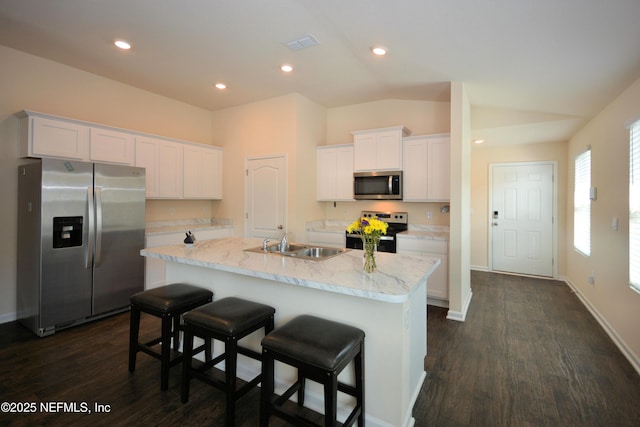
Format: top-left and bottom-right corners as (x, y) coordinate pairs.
(363, 241), (377, 273)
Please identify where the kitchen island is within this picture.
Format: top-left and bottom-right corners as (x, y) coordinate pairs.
(141, 237), (440, 427)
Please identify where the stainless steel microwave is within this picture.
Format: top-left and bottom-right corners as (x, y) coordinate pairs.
(353, 171), (403, 200)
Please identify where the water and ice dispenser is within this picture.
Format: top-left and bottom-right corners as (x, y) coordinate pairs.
(52, 216), (83, 248)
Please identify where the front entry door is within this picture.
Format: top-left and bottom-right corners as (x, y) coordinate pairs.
(244, 155), (287, 239)
(490, 162), (554, 277)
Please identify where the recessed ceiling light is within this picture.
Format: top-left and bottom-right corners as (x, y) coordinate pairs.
(281, 64), (293, 73)
(114, 39), (131, 50)
(214, 83), (226, 90)
(473, 139), (485, 144)
(371, 46), (387, 56)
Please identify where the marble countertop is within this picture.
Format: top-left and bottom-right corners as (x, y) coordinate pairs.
(398, 225), (450, 241)
(305, 219), (351, 234)
(306, 220), (450, 241)
(141, 237), (440, 303)
(146, 218), (233, 236)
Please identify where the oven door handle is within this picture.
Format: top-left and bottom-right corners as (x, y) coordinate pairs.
(346, 233), (394, 241)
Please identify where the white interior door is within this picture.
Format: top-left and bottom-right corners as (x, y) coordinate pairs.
(244, 155), (287, 239)
(490, 162), (554, 277)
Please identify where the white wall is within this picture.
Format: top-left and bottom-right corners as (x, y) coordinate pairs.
(470, 141), (568, 275)
(0, 46), (214, 322)
(210, 92), (326, 242)
(321, 99), (452, 225)
(566, 76), (640, 371)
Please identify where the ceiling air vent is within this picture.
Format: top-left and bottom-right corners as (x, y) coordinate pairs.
(284, 34), (319, 51)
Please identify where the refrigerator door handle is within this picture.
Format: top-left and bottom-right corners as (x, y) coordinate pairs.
(95, 187), (103, 268)
(86, 187), (95, 269)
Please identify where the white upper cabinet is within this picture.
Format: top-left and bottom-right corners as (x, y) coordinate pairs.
(316, 145), (354, 201)
(19, 111), (223, 200)
(183, 144), (223, 199)
(156, 139), (184, 199)
(352, 126), (410, 172)
(89, 127), (135, 165)
(135, 136), (183, 198)
(20, 113), (90, 160)
(403, 134), (450, 201)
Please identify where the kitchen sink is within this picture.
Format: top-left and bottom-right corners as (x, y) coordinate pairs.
(263, 243), (308, 253)
(290, 247), (346, 259)
(245, 243), (349, 260)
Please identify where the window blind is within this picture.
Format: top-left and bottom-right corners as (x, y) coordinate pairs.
(630, 121), (640, 293)
(574, 149), (591, 256)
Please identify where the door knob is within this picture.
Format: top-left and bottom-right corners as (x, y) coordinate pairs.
(277, 225), (283, 230)
(492, 222), (498, 226)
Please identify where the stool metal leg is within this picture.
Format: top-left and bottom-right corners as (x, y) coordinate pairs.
(260, 350), (274, 427)
(356, 345), (365, 426)
(181, 324), (195, 403)
(225, 338), (238, 427)
(324, 374), (338, 427)
(160, 315), (172, 390)
(128, 305), (140, 372)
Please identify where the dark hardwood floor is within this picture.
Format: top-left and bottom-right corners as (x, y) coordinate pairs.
(1, 271), (639, 426)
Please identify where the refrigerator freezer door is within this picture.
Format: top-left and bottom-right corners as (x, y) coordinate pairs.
(40, 159), (94, 329)
(92, 163), (145, 314)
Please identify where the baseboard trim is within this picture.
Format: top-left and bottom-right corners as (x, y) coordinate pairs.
(0, 311), (17, 324)
(564, 278), (640, 376)
(446, 289), (473, 322)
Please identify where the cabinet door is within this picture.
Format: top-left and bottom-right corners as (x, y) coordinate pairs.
(353, 133), (377, 171)
(335, 146), (354, 200)
(375, 130), (402, 170)
(425, 252), (448, 299)
(135, 137), (159, 197)
(403, 137), (428, 201)
(90, 128), (135, 165)
(30, 116), (89, 160)
(427, 136), (450, 200)
(316, 147), (338, 200)
(202, 147), (222, 199)
(316, 145), (353, 201)
(157, 140), (183, 198)
(183, 145), (222, 199)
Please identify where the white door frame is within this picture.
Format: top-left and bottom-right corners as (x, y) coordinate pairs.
(244, 154), (288, 238)
(488, 161), (558, 278)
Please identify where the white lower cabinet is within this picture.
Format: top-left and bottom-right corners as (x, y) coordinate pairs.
(145, 228), (233, 289)
(397, 236), (449, 304)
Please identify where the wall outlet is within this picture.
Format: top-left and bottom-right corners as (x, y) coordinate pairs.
(588, 272), (595, 285)
(169, 207), (175, 216)
(427, 210), (433, 219)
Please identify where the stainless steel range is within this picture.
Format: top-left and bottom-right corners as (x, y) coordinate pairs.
(345, 211), (408, 253)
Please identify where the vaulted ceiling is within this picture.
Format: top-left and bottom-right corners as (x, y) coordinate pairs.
(1, 0), (639, 146)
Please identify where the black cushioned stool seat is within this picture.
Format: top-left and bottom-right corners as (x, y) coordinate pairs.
(181, 297), (276, 427)
(128, 283), (213, 390)
(260, 315), (365, 427)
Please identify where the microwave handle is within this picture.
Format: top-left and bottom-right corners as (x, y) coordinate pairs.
(388, 175), (393, 195)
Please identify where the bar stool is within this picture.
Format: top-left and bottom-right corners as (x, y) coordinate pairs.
(181, 297), (276, 426)
(128, 283), (213, 390)
(260, 315), (365, 427)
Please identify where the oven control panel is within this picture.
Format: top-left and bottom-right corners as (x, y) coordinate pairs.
(361, 211), (408, 224)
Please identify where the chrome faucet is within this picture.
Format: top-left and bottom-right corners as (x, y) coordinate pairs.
(262, 238), (270, 251)
(279, 233), (287, 252)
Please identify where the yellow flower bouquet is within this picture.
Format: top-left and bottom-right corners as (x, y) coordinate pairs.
(346, 216), (388, 272)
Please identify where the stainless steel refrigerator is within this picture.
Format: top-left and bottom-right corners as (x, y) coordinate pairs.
(17, 158), (146, 336)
